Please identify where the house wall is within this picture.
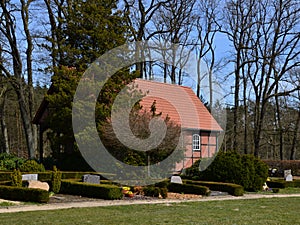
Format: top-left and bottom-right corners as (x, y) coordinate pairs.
(174, 130), (219, 172)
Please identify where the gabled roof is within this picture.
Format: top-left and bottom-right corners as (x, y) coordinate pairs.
(132, 79), (222, 132)
(33, 78), (223, 132)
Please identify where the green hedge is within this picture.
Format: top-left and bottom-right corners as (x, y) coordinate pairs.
(0, 185), (49, 203)
(184, 152), (268, 191)
(60, 181), (122, 200)
(143, 186), (168, 199)
(184, 180), (244, 196)
(168, 183), (210, 196)
(267, 180), (300, 189)
(0, 172), (13, 181)
(263, 160), (300, 176)
(0, 171), (114, 182)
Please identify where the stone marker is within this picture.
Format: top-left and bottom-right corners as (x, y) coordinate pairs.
(27, 180), (50, 191)
(285, 174), (293, 182)
(82, 174), (100, 184)
(284, 170), (292, 179)
(22, 174), (38, 181)
(170, 175), (182, 184)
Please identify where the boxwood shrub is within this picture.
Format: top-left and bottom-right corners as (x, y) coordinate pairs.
(168, 183), (210, 196)
(0, 172), (13, 181)
(184, 152), (268, 191)
(267, 179), (300, 189)
(184, 180), (244, 196)
(0, 185), (49, 203)
(60, 180), (122, 200)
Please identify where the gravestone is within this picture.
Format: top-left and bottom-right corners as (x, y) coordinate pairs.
(284, 170), (292, 179)
(22, 174), (38, 181)
(27, 180), (50, 191)
(82, 174), (100, 184)
(285, 174), (293, 182)
(170, 175), (182, 184)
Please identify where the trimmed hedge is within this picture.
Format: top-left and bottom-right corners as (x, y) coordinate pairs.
(184, 180), (244, 196)
(0, 185), (49, 203)
(60, 180), (123, 200)
(143, 186), (168, 199)
(263, 160), (300, 176)
(184, 152), (268, 191)
(168, 183), (210, 196)
(267, 179), (300, 189)
(0, 172), (13, 181)
(0, 171), (114, 182)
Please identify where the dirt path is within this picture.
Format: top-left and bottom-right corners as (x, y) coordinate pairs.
(1, 193), (300, 214)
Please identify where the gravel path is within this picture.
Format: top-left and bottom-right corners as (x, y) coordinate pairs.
(1, 193), (300, 214)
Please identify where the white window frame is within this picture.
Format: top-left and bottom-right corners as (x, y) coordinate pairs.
(192, 134), (200, 151)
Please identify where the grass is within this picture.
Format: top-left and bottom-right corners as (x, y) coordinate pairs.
(0, 197), (300, 224)
(0, 201), (16, 207)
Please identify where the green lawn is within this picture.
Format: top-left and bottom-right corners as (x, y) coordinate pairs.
(1, 197), (300, 225)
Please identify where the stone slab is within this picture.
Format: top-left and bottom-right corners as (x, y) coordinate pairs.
(170, 176), (182, 184)
(22, 174), (38, 181)
(82, 174), (100, 184)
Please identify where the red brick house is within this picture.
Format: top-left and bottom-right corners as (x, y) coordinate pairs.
(33, 78), (223, 171)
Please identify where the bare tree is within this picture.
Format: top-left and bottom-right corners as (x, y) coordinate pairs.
(0, 0), (37, 158)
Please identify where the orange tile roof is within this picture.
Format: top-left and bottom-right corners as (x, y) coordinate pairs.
(131, 79), (223, 132)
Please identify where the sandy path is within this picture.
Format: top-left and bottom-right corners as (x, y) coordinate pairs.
(0, 193), (300, 214)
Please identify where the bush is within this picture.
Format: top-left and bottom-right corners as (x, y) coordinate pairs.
(10, 169), (22, 187)
(60, 171), (111, 180)
(154, 179), (170, 188)
(184, 180), (244, 196)
(184, 152), (268, 191)
(19, 160), (45, 172)
(160, 187), (168, 199)
(0, 185), (49, 203)
(0, 172), (13, 181)
(263, 160), (300, 176)
(51, 166), (62, 193)
(267, 179), (300, 189)
(143, 186), (160, 197)
(168, 183), (210, 196)
(143, 186), (168, 199)
(60, 181), (123, 200)
(0, 153), (25, 171)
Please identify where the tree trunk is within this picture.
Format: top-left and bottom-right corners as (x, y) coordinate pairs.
(0, 94), (9, 153)
(290, 108), (300, 160)
(15, 85), (35, 158)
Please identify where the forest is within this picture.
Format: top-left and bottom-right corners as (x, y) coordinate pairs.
(0, 0), (299, 161)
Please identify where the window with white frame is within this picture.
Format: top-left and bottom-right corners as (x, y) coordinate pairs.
(192, 134), (200, 151)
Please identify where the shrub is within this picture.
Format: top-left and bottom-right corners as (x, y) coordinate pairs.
(184, 180), (244, 196)
(51, 166), (62, 193)
(160, 187), (168, 199)
(168, 183), (210, 196)
(0, 185), (49, 203)
(0, 153), (26, 171)
(143, 186), (161, 197)
(143, 186), (168, 199)
(60, 181), (123, 200)
(10, 169), (22, 187)
(267, 180), (300, 189)
(19, 160), (45, 172)
(184, 152), (268, 191)
(154, 179), (170, 188)
(0, 172), (13, 182)
(263, 160), (300, 176)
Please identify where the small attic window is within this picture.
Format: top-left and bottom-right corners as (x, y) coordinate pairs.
(192, 134), (200, 151)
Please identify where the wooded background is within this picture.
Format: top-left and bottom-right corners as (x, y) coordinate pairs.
(0, 0), (299, 160)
